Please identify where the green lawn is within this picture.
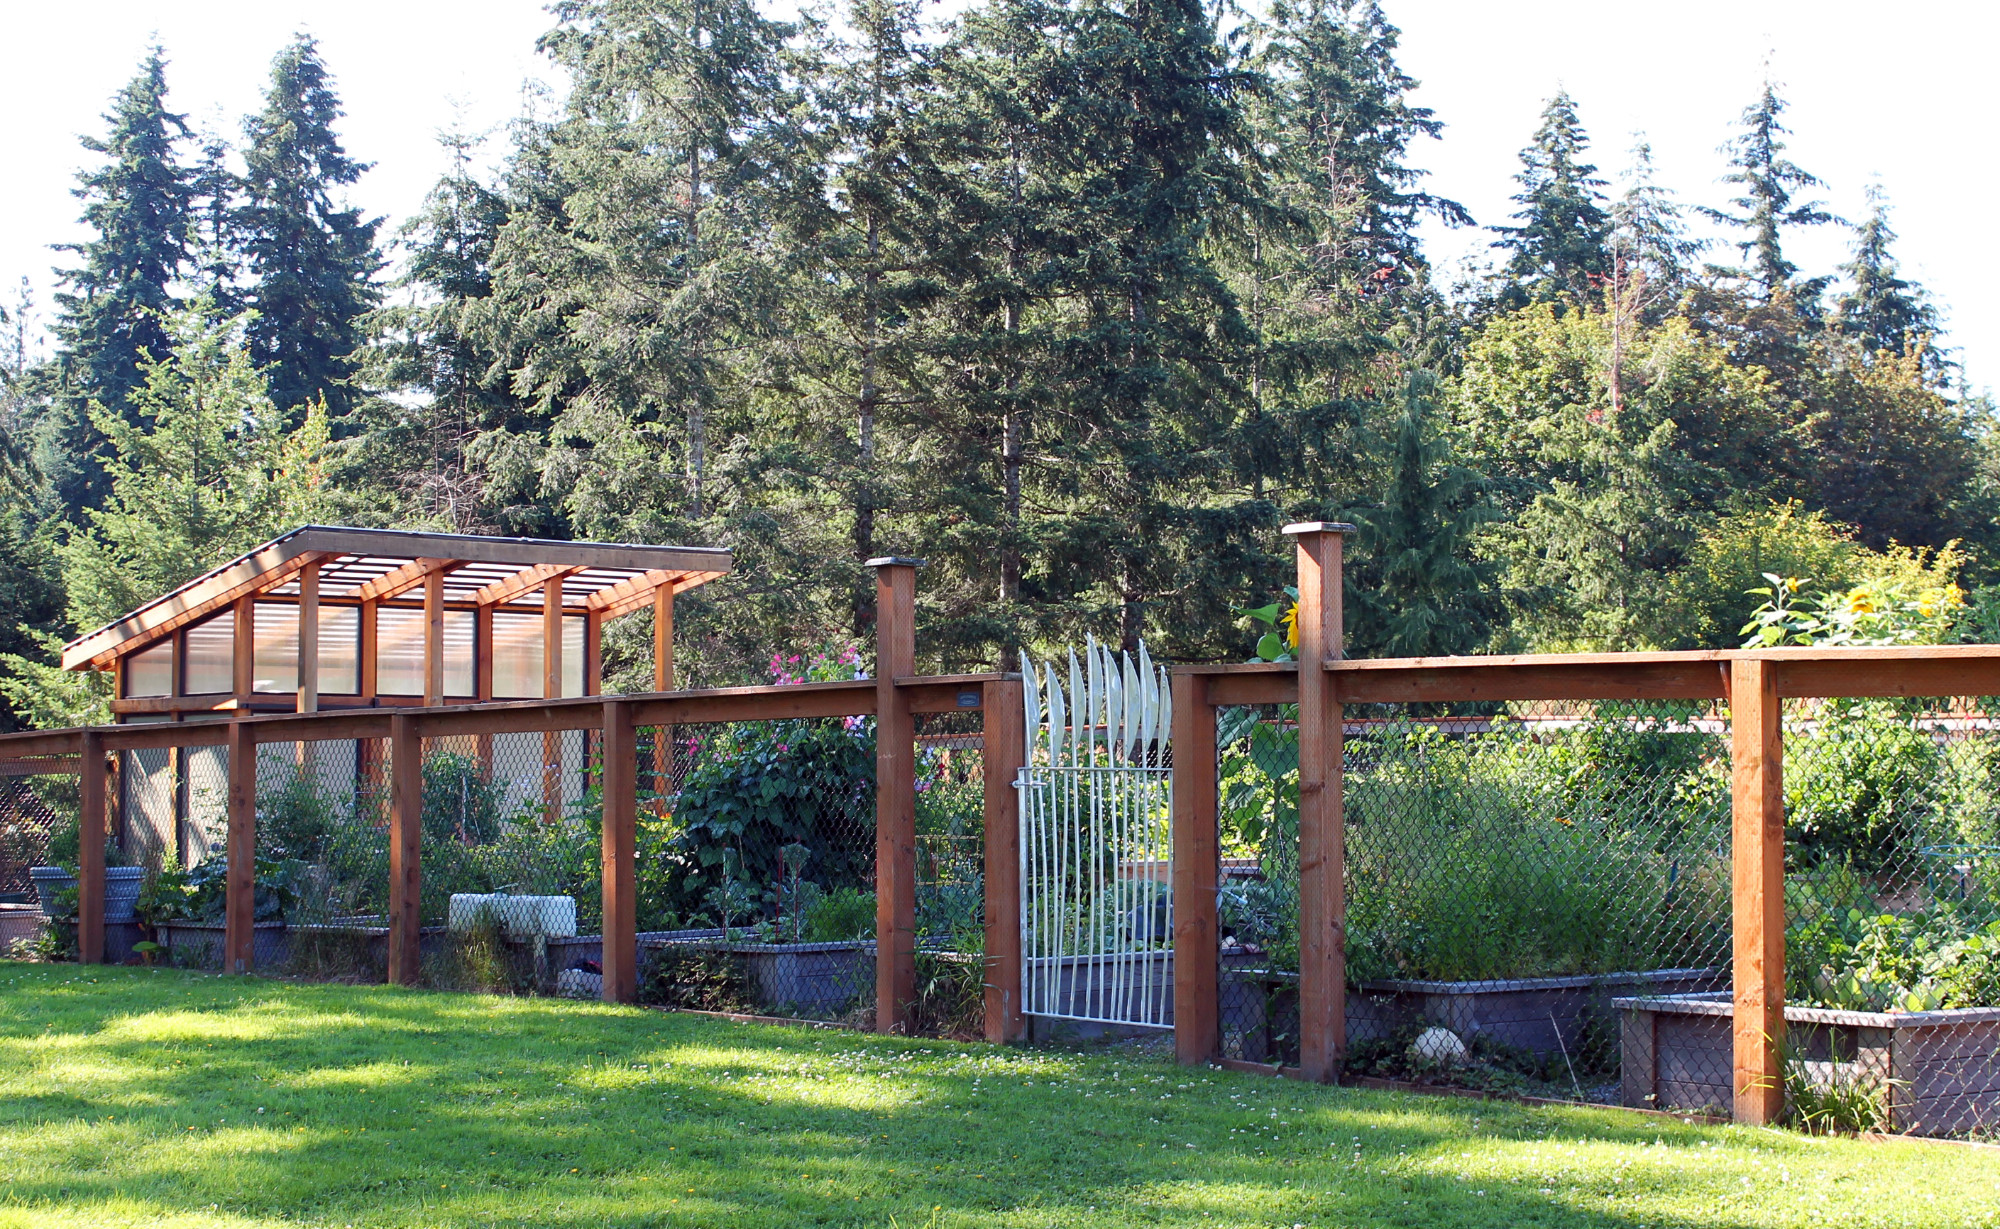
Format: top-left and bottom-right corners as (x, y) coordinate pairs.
(1, 965), (1995, 1228)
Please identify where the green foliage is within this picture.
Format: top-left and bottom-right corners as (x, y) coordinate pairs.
(1786, 872), (2000, 1012)
(1782, 698), (1971, 875)
(138, 855), (308, 924)
(1343, 714), (1731, 982)
(1492, 91), (1610, 303)
(803, 887), (876, 942)
(638, 946), (754, 1013)
(237, 35), (383, 426)
(648, 720), (875, 925)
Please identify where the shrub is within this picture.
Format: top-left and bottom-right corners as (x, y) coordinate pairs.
(646, 719), (874, 925)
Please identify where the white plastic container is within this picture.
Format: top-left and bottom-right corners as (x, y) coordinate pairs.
(447, 893), (578, 939)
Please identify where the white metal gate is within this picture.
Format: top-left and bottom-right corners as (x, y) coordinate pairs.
(1019, 638), (1174, 1028)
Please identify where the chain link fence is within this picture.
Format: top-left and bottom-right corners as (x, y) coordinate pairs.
(1, 759), (82, 957)
(913, 711), (986, 1039)
(632, 715), (878, 1022)
(1760, 696), (2000, 1136)
(1214, 704), (1302, 1065)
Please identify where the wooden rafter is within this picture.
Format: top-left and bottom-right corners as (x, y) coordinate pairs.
(350, 557), (464, 603)
(472, 563), (579, 607)
(584, 569), (681, 616)
(76, 551), (337, 671)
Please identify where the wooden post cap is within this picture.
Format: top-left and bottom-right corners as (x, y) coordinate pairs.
(864, 556), (928, 569)
(1281, 522), (1357, 536)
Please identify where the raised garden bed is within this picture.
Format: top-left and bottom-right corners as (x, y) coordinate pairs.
(155, 920), (290, 970)
(1350, 967), (1726, 1058)
(1616, 992), (2000, 1136)
(641, 934), (873, 1016)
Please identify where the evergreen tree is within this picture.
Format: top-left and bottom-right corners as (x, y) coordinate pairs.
(364, 129), (534, 531)
(1492, 91), (1610, 302)
(490, 0), (800, 524)
(1835, 184), (1943, 373)
(1702, 81), (1835, 295)
(1609, 139), (1704, 302)
(0, 299), (331, 728)
(40, 48), (196, 515)
(1349, 367), (1496, 657)
(1232, 0), (1467, 514)
(237, 35), (382, 427)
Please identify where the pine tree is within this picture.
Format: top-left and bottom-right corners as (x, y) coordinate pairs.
(41, 48), (196, 515)
(237, 35), (383, 428)
(1835, 185), (1943, 373)
(1702, 81), (1835, 295)
(1492, 91), (1610, 302)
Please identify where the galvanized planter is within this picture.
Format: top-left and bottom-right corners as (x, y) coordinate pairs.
(155, 920), (290, 970)
(1350, 967), (1727, 1058)
(29, 866), (144, 921)
(1616, 992), (2000, 1136)
(642, 934), (875, 1016)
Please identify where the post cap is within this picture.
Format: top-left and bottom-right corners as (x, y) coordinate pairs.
(864, 556), (928, 568)
(1281, 522), (1357, 536)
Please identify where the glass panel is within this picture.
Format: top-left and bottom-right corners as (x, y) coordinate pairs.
(253, 602), (298, 693)
(563, 616), (585, 698)
(493, 612), (544, 699)
(184, 616), (233, 694)
(445, 609), (474, 697)
(317, 606), (360, 695)
(124, 641), (173, 697)
(376, 608), (424, 696)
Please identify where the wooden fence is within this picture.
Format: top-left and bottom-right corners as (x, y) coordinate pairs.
(14, 540), (2000, 1124)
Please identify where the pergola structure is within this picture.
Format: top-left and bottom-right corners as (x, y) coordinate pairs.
(62, 526), (732, 720)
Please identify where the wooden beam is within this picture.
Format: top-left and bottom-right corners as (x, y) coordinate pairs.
(585, 611), (602, 695)
(1287, 522), (1353, 1083)
(224, 720), (256, 974)
(1329, 657), (1728, 704)
(471, 563), (578, 608)
(600, 698), (637, 1004)
(359, 600), (378, 702)
(1172, 671), (1219, 1066)
(77, 731), (105, 965)
(542, 577), (565, 822)
(585, 568), (682, 615)
(66, 549), (336, 671)
(652, 586), (674, 692)
(388, 714), (421, 985)
(1731, 657), (1786, 1125)
(870, 556), (922, 1035)
(423, 570), (445, 706)
(232, 596), (255, 702)
(297, 560), (320, 713)
(350, 557), (463, 604)
(982, 677), (1026, 1043)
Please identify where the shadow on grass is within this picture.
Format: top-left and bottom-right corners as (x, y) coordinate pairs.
(0, 964), (1973, 1228)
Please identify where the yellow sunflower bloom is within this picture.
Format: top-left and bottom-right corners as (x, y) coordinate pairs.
(1282, 602), (1300, 649)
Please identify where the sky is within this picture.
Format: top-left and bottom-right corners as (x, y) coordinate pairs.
(2, 0), (1992, 390)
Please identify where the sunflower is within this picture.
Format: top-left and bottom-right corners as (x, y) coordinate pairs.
(1281, 602), (1300, 649)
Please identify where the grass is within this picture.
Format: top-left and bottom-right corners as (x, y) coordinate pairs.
(2, 966), (1997, 1228)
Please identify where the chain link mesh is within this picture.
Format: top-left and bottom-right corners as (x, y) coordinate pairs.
(1216, 704), (1301, 1065)
(1773, 695), (2000, 1137)
(631, 715), (878, 1022)
(913, 710), (986, 1039)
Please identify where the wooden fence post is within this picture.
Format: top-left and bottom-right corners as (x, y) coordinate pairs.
(1287, 521), (1354, 1083)
(869, 556), (923, 1034)
(982, 676), (1025, 1043)
(1172, 671), (1219, 1066)
(225, 720), (256, 974)
(77, 731), (105, 965)
(1731, 656), (1785, 1124)
(388, 715), (422, 985)
(601, 698), (638, 1004)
